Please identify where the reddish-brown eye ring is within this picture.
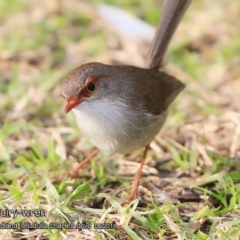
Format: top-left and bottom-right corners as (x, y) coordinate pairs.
(87, 82), (95, 91)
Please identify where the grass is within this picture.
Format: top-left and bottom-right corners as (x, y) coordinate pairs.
(1, 0), (240, 239)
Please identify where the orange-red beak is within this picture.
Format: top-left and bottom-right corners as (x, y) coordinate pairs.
(65, 97), (82, 113)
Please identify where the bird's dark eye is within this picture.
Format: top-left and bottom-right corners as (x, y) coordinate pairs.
(87, 82), (95, 91)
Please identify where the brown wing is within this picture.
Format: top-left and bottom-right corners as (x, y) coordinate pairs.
(112, 67), (185, 115)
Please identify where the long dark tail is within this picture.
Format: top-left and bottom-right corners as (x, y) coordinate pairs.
(145, 0), (191, 69)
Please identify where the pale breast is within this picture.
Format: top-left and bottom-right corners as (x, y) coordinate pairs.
(72, 99), (167, 154)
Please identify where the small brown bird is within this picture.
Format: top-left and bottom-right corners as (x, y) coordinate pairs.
(61, 0), (191, 203)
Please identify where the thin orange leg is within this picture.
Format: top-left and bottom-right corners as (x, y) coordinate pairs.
(122, 145), (149, 205)
(70, 148), (100, 178)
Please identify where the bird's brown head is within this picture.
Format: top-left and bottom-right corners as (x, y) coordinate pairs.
(61, 62), (107, 113)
